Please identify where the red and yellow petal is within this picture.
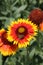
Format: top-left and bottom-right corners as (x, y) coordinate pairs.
(0, 29), (6, 46)
(0, 28), (18, 56)
(0, 44), (18, 56)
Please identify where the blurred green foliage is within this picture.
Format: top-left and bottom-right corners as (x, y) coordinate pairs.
(0, 0), (43, 65)
(0, 0), (43, 29)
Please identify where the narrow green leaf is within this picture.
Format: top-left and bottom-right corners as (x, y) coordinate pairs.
(0, 17), (8, 20)
(15, 5), (27, 13)
(1, 11), (8, 15)
(29, 48), (35, 59)
(11, 0), (18, 7)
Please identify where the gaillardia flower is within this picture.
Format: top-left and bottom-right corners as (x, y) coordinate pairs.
(0, 29), (18, 56)
(7, 19), (38, 48)
(29, 9), (43, 25)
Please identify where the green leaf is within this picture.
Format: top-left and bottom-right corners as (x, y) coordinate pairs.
(0, 17), (8, 20)
(11, 0), (18, 7)
(1, 11), (8, 15)
(13, 11), (21, 19)
(4, 18), (15, 28)
(4, 56), (16, 65)
(40, 63), (43, 65)
(39, 52), (43, 59)
(19, 48), (27, 56)
(15, 5), (27, 13)
(11, 7), (18, 11)
(39, 0), (43, 4)
(30, 39), (36, 45)
(29, 48), (35, 59)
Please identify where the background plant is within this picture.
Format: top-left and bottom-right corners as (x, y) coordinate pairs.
(0, 0), (43, 65)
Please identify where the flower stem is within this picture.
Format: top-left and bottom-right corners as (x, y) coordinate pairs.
(2, 56), (8, 65)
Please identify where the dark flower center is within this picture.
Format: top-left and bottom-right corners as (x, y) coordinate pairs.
(16, 26), (28, 39)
